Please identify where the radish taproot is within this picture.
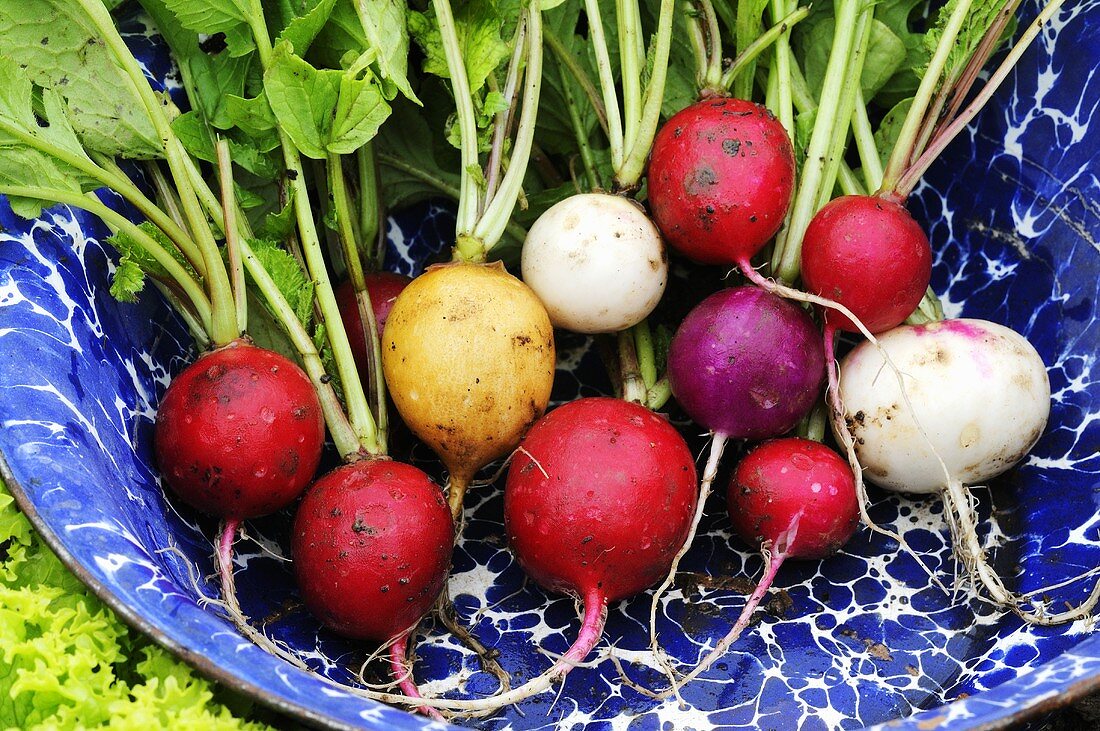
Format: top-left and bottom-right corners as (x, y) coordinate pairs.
(521, 193), (667, 334)
(651, 438), (858, 696)
(837, 319), (1100, 622)
(648, 286), (825, 665)
(292, 459), (454, 719)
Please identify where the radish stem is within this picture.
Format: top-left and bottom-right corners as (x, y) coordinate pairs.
(659, 539), (791, 697)
(215, 140), (247, 335)
(894, 0), (1067, 198)
(2, 185), (212, 329)
(245, 3), (379, 455)
(879, 0), (977, 194)
(617, 0), (675, 188)
(771, 0), (861, 283)
(544, 29), (610, 136)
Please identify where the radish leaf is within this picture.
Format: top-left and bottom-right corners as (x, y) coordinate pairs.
(0, 0), (161, 158)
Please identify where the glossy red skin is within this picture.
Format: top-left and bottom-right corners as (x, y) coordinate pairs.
(154, 342), (324, 519)
(504, 397), (698, 603)
(800, 195), (932, 333)
(727, 438), (858, 560)
(335, 273), (411, 373)
(647, 97), (795, 265)
(292, 460), (453, 641)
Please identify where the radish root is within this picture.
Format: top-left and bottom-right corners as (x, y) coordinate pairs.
(942, 478), (1100, 625)
(390, 632), (446, 721)
(434, 589), (513, 693)
(647, 432), (728, 704)
(350, 589), (608, 714)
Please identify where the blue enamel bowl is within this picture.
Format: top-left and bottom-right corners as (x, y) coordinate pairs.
(1, 4), (1098, 730)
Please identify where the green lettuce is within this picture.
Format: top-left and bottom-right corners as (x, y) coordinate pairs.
(0, 484), (274, 730)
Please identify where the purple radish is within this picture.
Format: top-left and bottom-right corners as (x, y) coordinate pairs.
(648, 286), (825, 660)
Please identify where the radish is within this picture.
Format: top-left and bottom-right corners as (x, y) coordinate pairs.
(837, 319), (1100, 622)
(382, 2), (553, 523)
(647, 97), (795, 268)
(154, 341), (325, 520)
(650, 438), (857, 695)
(383, 261), (555, 520)
(521, 193), (667, 334)
(335, 272), (411, 373)
(353, 397), (697, 713)
(800, 195), (932, 335)
(648, 286), (824, 670)
(292, 459), (454, 719)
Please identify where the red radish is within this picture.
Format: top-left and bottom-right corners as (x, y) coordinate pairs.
(654, 438), (857, 695)
(795, 194), (933, 551)
(647, 97), (795, 267)
(155, 340), (325, 520)
(335, 273), (411, 373)
(800, 195), (932, 335)
(154, 340), (326, 676)
(365, 397), (697, 713)
(292, 459), (454, 719)
(648, 286), (825, 660)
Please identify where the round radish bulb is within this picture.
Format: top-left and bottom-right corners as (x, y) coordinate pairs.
(335, 272), (411, 373)
(658, 438), (857, 696)
(521, 193), (667, 333)
(837, 319), (1050, 493)
(667, 286), (825, 441)
(647, 98), (795, 266)
(401, 397), (698, 711)
(292, 459), (453, 717)
(382, 261), (555, 521)
(506, 397), (698, 602)
(154, 341), (325, 519)
(800, 195), (932, 334)
(834, 319), (1089, 624)
(728, 438), (859, 560)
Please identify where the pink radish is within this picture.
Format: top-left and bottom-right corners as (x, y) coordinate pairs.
(292, 459), (454, 719)
(653, 438), (858, 695)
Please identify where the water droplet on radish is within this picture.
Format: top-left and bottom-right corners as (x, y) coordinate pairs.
(260, 407), (276, 424)
(254, 467), (267, 478)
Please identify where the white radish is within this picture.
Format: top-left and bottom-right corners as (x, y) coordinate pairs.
(837, 318), (1099, 623)
(521, 193), (667, 334)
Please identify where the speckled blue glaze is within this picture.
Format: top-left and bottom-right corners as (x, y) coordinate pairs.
(0, 2), (1098, 730)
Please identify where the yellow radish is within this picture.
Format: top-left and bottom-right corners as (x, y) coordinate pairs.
(383, 261), (554, 519)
